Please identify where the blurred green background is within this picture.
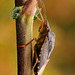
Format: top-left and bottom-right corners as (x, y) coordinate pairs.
(0, 0), (75, 75)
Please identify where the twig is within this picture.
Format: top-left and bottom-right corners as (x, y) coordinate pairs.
(15, 0), (37, 75)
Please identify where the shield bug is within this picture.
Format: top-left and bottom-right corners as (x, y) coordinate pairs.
(33, 0), (56, 75)
(33, 21), (55, 75)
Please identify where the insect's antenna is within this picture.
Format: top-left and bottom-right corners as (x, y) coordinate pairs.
(39, 0), (47, 21)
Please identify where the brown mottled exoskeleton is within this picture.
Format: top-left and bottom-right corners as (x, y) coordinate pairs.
(18, 0), (55, 75)
(33, 21), (55, 75)
(33, 0), (55, 75)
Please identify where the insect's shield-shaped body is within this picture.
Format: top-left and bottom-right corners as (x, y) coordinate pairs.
(47, 21), (56, 59)
(34, 21), (56, 75)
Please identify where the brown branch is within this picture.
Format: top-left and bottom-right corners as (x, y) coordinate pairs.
(15, 0), (37, 75)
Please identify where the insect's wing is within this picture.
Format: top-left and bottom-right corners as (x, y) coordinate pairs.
(38, 36), (50, 75)
(47, 31), (56, 59)
(46, 21), (56, 59)
(38, 31), (55, 75)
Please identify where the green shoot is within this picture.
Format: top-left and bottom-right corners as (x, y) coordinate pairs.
(12, 6), (23, 19)
(33, 8), (42, 20)
(12, 6), (41, 20)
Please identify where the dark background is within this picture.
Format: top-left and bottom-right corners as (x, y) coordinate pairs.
(0, 0), (75, 75)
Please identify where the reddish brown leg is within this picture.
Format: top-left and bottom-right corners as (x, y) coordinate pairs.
(32, 48), (38, 72)
(18, 38), (37, 47)
(37, 17), (42, 21)
(36, 6), (44, 32)
(18, 38), (38, 71)
(38, 20), (43, 32)
(36, 6), (44, 21)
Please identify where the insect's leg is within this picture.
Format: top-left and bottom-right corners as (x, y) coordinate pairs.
(18, 38), (38, 71)
(32, 48), (38, 72)
(39, 0), (47, 20)
(35, 1), (42, 21)
(38, 20), (43, 32)
(36, 5), (44, 22)
(37, 17), (42, 21)
(36, 6), (44, 32)
(18, 38), (37, 47)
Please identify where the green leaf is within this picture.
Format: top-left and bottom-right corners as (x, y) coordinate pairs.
(35, 8), (42, 16)
(13, 13), (20, 19)
(33, 8), (42, 20)
(12, 6), (23, 19)
(33, 16), (38, 20)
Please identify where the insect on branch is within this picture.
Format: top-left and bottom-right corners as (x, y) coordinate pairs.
(12, 0), (56, 75)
